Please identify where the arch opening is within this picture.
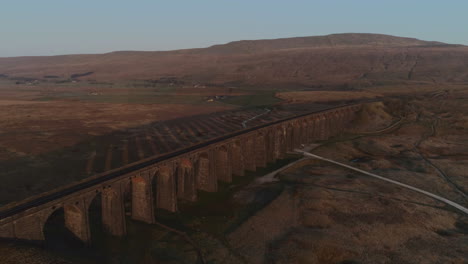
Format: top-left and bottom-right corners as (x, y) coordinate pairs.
(215, 146), (231, 182)
(255, 133), (267, 168)
(196, 152), (214, 191)
(243, 137), (256, 171)
(155, 166), (177, 212)
(286, 124), (294, 151)
(43, 208), (84, 250)
(265, 131), (275, 163)
(176, 159), (197, 201)
(293, 123), (301, 148)
(123, 180), (132, 216)
(231, 140), (244, 176)
(274, 128), (286, 159)
(301, 121), (308, 145)
(130, 175), (155, 223)
(87, 192), (106, 244)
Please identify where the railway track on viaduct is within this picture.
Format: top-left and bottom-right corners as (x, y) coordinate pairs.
(0, 102), (365, 244)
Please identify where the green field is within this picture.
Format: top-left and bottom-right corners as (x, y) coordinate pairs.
(30, 81), (284, 108)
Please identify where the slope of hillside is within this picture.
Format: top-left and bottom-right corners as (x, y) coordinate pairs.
(202, 33), (447, 54)
(0, 33), (467, 87)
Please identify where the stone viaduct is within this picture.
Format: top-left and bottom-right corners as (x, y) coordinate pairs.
(0, 104), (362, 244)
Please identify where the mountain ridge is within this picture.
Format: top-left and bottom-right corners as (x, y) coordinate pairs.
(202, 33), (448, 54)
(1, 33), (467, 87)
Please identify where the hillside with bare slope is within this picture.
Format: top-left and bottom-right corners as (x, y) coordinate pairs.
(0, 33), (467, 87)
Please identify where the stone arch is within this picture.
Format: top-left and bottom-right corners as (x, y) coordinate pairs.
(255, 132), (267, 168)
(352, 106), (359, 120)
(285, 123), (295, 151)
(86, 191), (105, 243)
(307, 119), (314, 142)
(340, 109), (346, 124)
(335, 111), (343, 133)
(343, 109), (351, 126)
(155, 165), (177, 212)
(300, 120), (309, 145)
(243, 136), (256, 171)
(122, 179), (132, 216)
(325, 113), (333, 139)
(311, 117), (320, 140)
(176, 158), (197, 202)
(319, 115), (327, 140)
(293, 121), (301, 148)
(345, 108), (352, 121)
(132, 174), (155, 224)
(38, 205), (63, 241)
(265, 129), (275, 163)
(195, 152), (217, 192)
(215, 145), (231, 183)
(306, 118), (313, 141)
(231, 140), (244, 176)
(328, 111), (338, 136)
(101, 183), (126, 237)
(337, 110), (346, 130)
(62, 200), (91, 243)
(346, 108), (354, 125)
(43, 206), (84, 248)
(274, 126), (286, 159)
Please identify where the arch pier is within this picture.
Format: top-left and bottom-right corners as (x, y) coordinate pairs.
(0, 104), (362, 244)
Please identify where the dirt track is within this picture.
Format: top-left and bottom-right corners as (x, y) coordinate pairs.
(225, 95), (468, 264)
(1, 94), (468, 264)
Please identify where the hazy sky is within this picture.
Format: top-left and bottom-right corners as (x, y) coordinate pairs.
(1, 0), (467, 57)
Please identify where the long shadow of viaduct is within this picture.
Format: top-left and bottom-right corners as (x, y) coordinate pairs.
(0, 101), (364, 244)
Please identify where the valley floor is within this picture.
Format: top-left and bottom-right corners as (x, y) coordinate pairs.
(1, 88), (468, 264)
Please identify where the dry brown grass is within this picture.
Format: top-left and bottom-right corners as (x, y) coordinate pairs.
(0, 100), (231, 156)
(1, 34), (467, 87)
(276, 91), (381, 103)
(228, 94), (468, 264)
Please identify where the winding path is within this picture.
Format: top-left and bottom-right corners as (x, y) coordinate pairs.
(242, 108), (271, 128)
(295, 149), (468, 215)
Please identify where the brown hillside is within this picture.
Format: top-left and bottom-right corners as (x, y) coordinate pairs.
(201, 33), (447, 54)
(0, 33), (467, 87)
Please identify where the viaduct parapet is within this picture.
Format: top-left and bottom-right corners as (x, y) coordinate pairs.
(0, 103), (362, 243)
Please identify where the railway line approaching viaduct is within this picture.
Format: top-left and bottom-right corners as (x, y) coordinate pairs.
(0, 103), (362, 244)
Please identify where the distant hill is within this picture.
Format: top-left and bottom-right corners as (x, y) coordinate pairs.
(200, 33), (447, 54)
(0, 33), (467, 87)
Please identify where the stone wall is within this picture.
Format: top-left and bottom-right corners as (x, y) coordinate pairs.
(0, 104), (361, 244)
